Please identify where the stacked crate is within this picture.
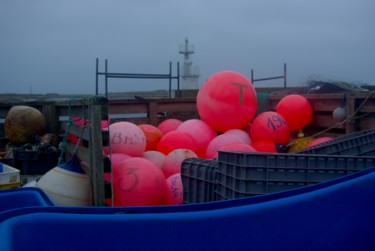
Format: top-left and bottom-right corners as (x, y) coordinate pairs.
(181, 129), (375, 202)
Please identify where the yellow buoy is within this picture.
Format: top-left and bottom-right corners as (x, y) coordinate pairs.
(288, 129), (314, 152)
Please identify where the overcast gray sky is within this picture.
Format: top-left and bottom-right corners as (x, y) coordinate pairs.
(1, 0), (374, 94)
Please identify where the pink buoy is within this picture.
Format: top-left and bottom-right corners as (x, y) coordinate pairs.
(113, 157), (166, 206)
(139, 124), (163, 151)
(224, 129), (252, 145)
(108, 121), (146, 157)
(162, 149), (197, 178)
(157, 118), (183, 135)
(213, 143), (256, 158)
(104, 153), (131, 206)
(221, 143), (256, 152)
(177, 119), (217, 158)
(107, 153), (132, 169)
(157, 130), (197, 155)
(206, 133), (244, 159)
(196, 71), (258, 133)
(251, 140), (278, 153)
(276, 94), (313, 131)
(307, 137), (334, 148)
(163, 173), (183, 205)
(250, 111), (290, 144)
(142, 150), (166, 169)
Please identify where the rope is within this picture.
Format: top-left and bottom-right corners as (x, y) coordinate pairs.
(256, 92), (270, 115)
(310, 90), (375, 139)
(58, 98), (85, 165)
(287, 90), (375, 148)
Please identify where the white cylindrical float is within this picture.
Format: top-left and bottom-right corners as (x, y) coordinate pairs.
(36, 155), (90, 206)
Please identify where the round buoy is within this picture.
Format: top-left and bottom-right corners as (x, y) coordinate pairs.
(162, 149), (197, 178)
(307, 137), (333, 148)
(276, 94), (313, 131)
(142, 150), (166, 169)
(4, 105), (47, 145)
(36, 156), (90, 206)
(196, 71), (258, 132)
(206, 133), (244, 159)
(113, 157), (166, 206)
(224, 129), (252, 145)
(220, 143), (256, 152)
(251, 140), (278, 153)
(108, 121), (146, 157)
(107, 153), (132, 169)
(163, 173), (183, 205)
(157, 130), (197, 155)
(250, 111), (290, 144)
(177, 119), (217, 158)
(139, 124), (163, 151)
(157, 118), (182, 135)
(333, 107), (346, 122)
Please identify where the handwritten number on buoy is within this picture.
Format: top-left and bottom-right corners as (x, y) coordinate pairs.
(170, 176), (180, 199)
(267, 115), (286, 131)
(231, 82), (249, 104)
(111, 132), (122, 144)
(117, 167), (139, 192)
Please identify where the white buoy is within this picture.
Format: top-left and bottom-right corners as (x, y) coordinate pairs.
(36, 156), (90, 206)
(23, 180), (38, 187)
(333, 107), (347, 122)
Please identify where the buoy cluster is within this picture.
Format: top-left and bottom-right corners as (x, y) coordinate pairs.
(104, 71), (332, 206)
(10, 71), (334, 207)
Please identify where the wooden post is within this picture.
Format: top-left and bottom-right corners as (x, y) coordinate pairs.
(88, 96), (107, 206)
(42, 103), (59, 135)
(345, 93), (357, 134)
(148, 101), (158, 126)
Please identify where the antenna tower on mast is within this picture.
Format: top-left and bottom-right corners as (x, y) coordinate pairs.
(179, 37), (200, 89)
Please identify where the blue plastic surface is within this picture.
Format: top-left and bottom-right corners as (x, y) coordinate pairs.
(1, 168), (375, 251)
(0, 187), (54, 213)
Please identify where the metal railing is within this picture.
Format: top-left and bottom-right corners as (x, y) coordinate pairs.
(95, 58), (180, 98)
(251, 63), (287, 88)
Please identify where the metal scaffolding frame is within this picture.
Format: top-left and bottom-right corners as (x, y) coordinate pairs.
(95, 58), (180, 98)
(251, 63), (287, 88)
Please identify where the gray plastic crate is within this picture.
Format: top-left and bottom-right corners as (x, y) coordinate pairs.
(181, 158), (218, 204)
(296, 129), (375, 156)
(216, 151), (375, 200)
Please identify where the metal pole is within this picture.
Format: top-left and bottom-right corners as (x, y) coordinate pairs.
(177, 62), (180, 91)
(251, 69), (254, 84)
(105, 59), (108, 98)
(169, 61), (172, 98)
(95, 58), (99, 95)
(284, 63), (287, 88)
